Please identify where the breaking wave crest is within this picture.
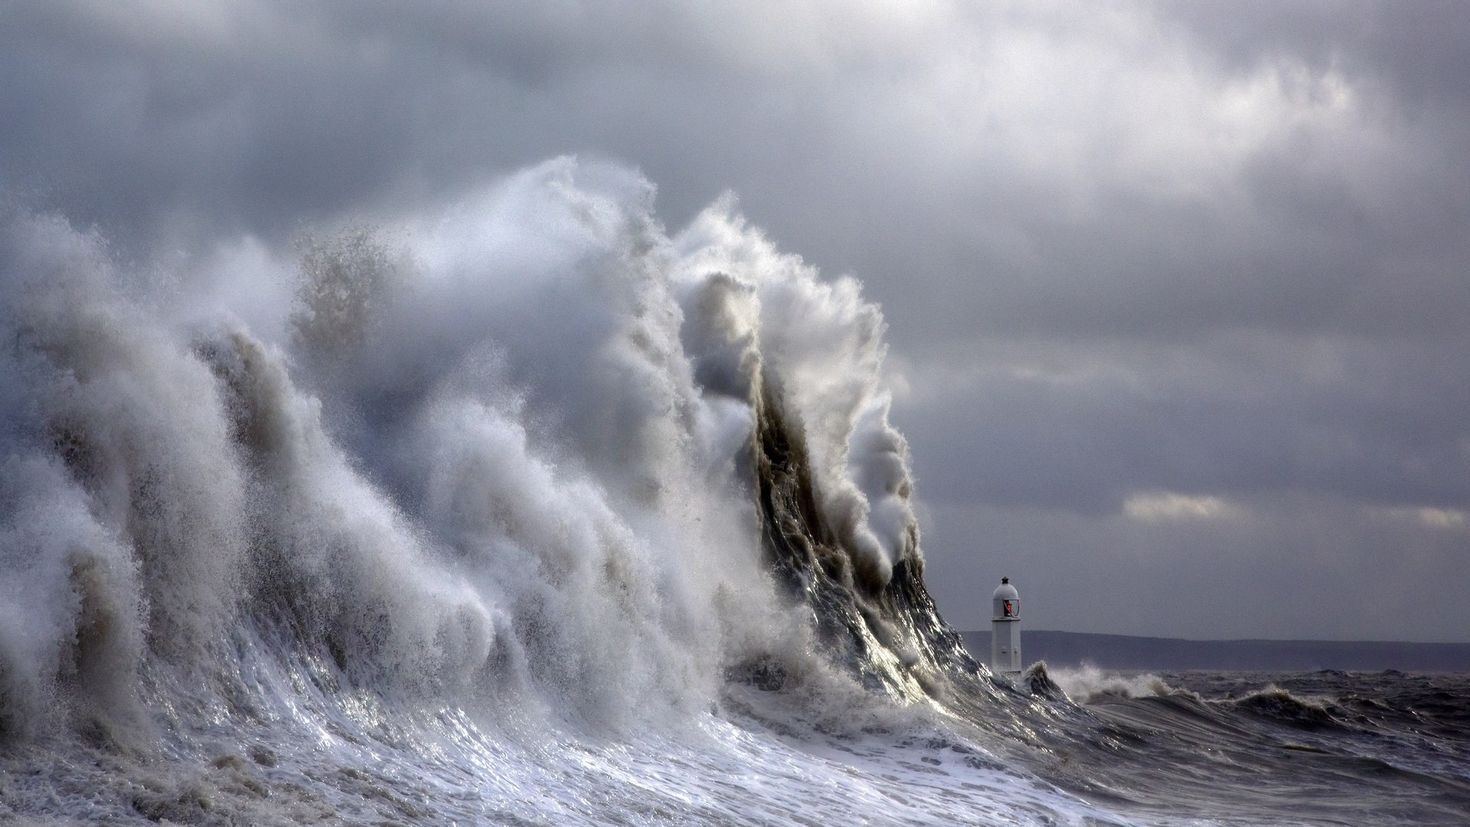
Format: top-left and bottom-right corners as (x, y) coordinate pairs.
(1046, 665), (1177, 704)
(1224, 685), (1344, 731)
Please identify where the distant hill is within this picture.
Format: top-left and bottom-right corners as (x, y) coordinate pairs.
(960, 630), (1470, 672)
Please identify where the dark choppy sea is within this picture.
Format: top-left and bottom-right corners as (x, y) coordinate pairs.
(1032, 667), (1470, 825)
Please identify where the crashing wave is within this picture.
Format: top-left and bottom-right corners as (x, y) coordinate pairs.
(0, 159), (991, 752)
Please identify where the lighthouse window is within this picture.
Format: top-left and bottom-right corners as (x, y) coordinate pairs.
(1003, 600), (1015, 617)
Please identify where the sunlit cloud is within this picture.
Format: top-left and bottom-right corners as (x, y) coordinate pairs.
(1376, 506), (1469, 531)
(1123, 491), (1241, 522)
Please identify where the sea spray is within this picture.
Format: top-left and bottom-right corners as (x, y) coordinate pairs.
(0, 159), (975, 753)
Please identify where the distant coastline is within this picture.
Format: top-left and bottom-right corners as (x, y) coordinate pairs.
(960, 630), (1470, 672)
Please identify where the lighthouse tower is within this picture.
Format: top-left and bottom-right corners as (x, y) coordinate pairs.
(991, 577), (1022, 674)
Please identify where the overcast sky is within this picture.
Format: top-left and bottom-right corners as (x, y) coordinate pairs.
(6, 1), (1467, 641)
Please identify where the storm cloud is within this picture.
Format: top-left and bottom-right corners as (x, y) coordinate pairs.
(4, 0), (1467, 640)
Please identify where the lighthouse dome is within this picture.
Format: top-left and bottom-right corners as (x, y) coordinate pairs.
(992, 577), (1020, 621)
(992, 577), (1019, 601)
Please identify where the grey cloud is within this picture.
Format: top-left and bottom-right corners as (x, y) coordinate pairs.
(901, 332), (1470, 514)
(1155, 0), (1470, 112)
(0, 1), (948, 244)
(922, 493), (1470, 641)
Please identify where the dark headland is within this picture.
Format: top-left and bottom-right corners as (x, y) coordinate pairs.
(961, 630), (1470, 672)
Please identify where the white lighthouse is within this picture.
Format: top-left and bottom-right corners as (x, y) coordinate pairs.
(991, 577), (1022, 674)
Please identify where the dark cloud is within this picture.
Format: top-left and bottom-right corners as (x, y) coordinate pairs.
(5, 0), (1468, 639)
(899, 333), (1470, 513)
(1156, 0), (1470, 112)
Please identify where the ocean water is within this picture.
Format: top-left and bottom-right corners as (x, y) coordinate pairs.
(1034, 667), (1470, 824)
(1, 159), (1466, 825)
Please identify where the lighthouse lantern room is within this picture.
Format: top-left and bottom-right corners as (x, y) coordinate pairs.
(991, 577), (1022, 674)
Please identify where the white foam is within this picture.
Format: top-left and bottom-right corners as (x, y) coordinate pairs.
(1048, 664), (1176, 703)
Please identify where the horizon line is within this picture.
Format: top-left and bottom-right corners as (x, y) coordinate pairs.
(959, 629), (1470, 646)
